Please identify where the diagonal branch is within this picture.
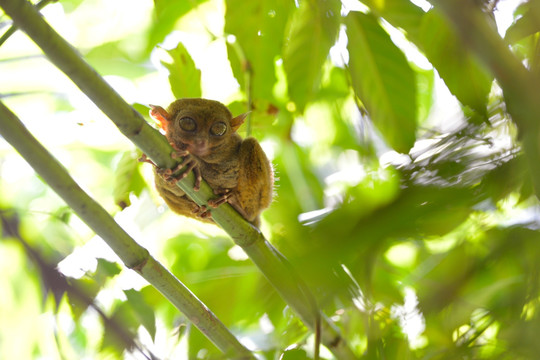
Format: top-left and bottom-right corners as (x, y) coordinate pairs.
(0, 101), (255, 360)
(0, 0), (357, 358)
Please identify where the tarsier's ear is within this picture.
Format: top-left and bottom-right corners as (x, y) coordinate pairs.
(230, 112), (249, 132)
(149, 105), (170, 131)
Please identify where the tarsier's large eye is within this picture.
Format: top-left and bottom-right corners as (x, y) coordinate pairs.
(179, 117), (196, 132)
(210, 122), (227, 136)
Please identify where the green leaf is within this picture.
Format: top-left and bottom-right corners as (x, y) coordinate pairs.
(66, 262), (120, 320)
(59, 0), (85, 13)
(66, 278), (99, 320)
(225, 0), (292, 102)
(419, 10), (492, 115)
(114, 150), (146, 210)
(415, 65), (435, 124)
(84, 41), (151, 78)
(346, 12), (417, 153)
(101, 301), (137, 355)
(283, 0), (341, 112)
(145, 0), (208, 54)
(280, 348), (308, 360)
(161, 42), (202, 99)
(95, 258), (122, 283)
(505, 0), (540, 44)
(360, 0), (426, 41)
(125, 289), (157, 341)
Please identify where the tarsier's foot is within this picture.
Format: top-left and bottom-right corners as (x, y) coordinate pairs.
(207, 189), (233, 208)
(191, 204), (212, 219)
(138, 153), (156, 166)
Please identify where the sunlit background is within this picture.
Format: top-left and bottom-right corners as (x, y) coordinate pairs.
(1, 0), (537, 359)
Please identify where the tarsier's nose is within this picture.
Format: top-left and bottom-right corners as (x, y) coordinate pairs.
(190, 139), (210, 156)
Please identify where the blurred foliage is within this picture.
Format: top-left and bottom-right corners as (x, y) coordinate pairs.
(1, 0), (540, 359)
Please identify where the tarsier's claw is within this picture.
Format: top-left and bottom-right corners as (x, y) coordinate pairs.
(171, 149), (189, 159)
(138, 153), (157, 166)
(191, 205), (207, 214)
(193, 167), (202, 192)
(199, 209), (212, 218)
(191, 205), (212, 219)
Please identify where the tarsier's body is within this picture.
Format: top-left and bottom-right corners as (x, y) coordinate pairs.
(149, 98), (273, 226)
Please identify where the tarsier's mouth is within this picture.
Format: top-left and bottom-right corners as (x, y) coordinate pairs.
(187, 144), (211, 157)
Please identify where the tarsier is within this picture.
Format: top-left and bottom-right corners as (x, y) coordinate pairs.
(143, 98), (274, 227)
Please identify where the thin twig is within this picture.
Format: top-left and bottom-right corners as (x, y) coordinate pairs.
(0, 0), (55, 46)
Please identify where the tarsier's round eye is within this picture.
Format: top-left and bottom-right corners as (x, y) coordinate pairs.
(210, 122), (227, 136)
(179, 117), (196, 131)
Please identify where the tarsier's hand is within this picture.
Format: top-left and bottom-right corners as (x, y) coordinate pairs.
(139, 148), (202, 191)
(164, 146), (202, 191)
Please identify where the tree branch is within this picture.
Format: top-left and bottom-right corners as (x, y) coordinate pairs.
(0, 0), (357, 357)
(0, 101), (254, 360)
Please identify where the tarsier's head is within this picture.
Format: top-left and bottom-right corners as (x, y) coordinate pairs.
(150, 98), (246, 158)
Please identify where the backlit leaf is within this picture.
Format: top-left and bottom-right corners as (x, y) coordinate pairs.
(360, 0), (426, 41)
(283, 0), (341, 111)
(161, 42), (202, 99)
(419, 10), (492, 115)
(505, 0), (540, 44)
(346, 11), (417, 153)
(125, 289), (157, 341)
(225, 0), (292, 102)
(146, 0), (208, 54)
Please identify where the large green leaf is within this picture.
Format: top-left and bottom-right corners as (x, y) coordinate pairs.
(419, 10), (492, 115)
(225, 0), (292, 102)
(161, 42), (202, 99)
(346, 12), (417, 153)
(283, 0), (341, 112)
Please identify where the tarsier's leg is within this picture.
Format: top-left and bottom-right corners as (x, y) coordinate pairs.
(231, 138), (274, 225)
